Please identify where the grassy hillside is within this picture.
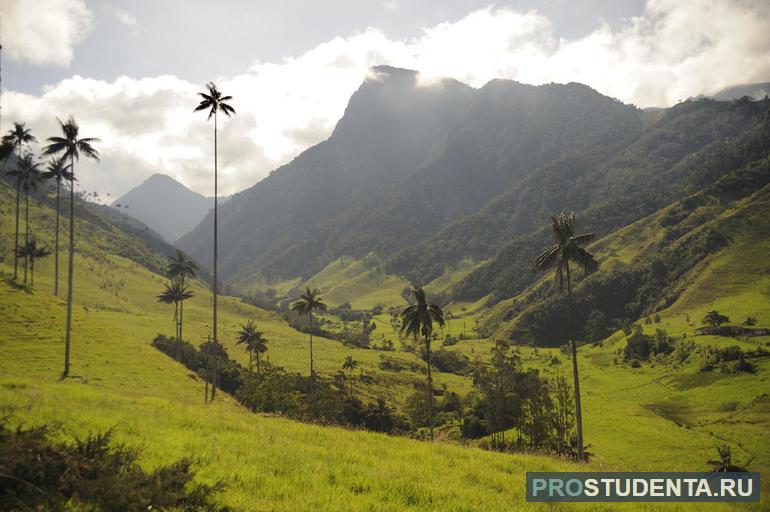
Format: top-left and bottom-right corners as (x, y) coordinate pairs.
(491, 156), (770, 346)
(442, 98), (770, 305)
(1, 179), (768, 510)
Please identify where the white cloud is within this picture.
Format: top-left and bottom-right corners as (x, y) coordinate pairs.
(1, 0), (93, 66)
(4, 0), (770, 199)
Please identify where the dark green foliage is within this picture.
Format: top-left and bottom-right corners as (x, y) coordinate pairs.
(701, 345), (769, 374)
(462, 340), (579, 458)
(428, 349), (470, 375)
(378, 354), (423, 373)
(743, 316), (757, 326)
(0, 419), (225, 511)
(584, 310), (609, 343)
(152, 335), (402, 433)
(623, 328), (675, 362)
(702, 310), (730, 327)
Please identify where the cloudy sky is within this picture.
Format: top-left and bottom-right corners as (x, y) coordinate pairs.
(2, 0), (769, 199)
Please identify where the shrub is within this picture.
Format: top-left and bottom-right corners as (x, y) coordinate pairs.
(0, 420), (226, 511)
(430, 349), (470, 375)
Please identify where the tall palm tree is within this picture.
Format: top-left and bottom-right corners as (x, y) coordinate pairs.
(42, 117), (100, 379)
(17, 239), (50, 288)
(42, 156), (72, 296)
(290, 287), (327, 395)
(400, 286), (445, 440)
(166, 250), (198, 346)
(14, 155), (44, 285)
(534, 211), (598, 461)
(236, 320), (268, 374)
(193, 83), (235, 352)
(2, 123), (37, 280)
(157, 281), (194, 361)
(342, 355), (358, 397)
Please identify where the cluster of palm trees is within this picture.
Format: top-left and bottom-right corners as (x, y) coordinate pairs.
(236, 320), (269, 374)
(157, 250), (197, 362)
(2, 118), (99, 378)
(1, 80), (233, 380)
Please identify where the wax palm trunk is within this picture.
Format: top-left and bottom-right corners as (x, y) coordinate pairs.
(425, 333), (434, 439)
(54, 179), (61, 295)
(63, 155), (76, 377)
(13, 180), (20, 281)
(565, 263), (584, 459)
(309, 311), (315, 395)
(178, 300), (185, 362)
(23, 190), (30, 284)
(213, 112), (218, 346)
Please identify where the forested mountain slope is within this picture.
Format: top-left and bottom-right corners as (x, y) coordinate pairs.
(445, 98), (770, 308)
(485, 149), (770, 345)
(179, 67), (642, 286)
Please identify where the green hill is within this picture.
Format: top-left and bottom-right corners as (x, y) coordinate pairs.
(1, 174), (769, 509)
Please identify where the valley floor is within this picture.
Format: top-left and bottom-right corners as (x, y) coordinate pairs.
(0, 182), (768, 510)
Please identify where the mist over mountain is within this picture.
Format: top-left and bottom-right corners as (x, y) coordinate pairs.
(712, 82), (770, 101)
(112, 174), (215, 243)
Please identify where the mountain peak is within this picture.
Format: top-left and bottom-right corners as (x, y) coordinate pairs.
(113, 174), (212, 243)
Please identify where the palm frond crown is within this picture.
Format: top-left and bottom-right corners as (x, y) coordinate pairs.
(290, 287), (327, 316)
(399, 286), (445, 340)
(194, 82), (236, 120)
(42, 117), (100, 162)
(534, 211), (598, 288)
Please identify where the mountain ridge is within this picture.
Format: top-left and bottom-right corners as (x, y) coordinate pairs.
(179, 67), (642, 287)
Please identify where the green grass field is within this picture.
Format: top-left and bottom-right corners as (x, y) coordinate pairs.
(1, 180), (768, 510)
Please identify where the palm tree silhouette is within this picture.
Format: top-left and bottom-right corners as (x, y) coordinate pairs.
(17, 239), (50, 288)
(534, 211), (598, 461)
(42, 117), (100, 379)
(167, 250), (198, 285)
(166, 250), (198, 350)
(194, 82), (235, 352)
(42, 156), (72, 296)
(2, 123), (37, 281)
(290, 287), (327, 395)
(342, 355), (359, 397)
(400, 286), (445, 440)
(236, 320), (268, 374)
(157, 281), (194, 361)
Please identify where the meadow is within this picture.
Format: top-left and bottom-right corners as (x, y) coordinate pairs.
(0, 178), (768, 510)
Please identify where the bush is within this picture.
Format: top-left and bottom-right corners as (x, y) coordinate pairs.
(0, 420), (226, 511)
(623, 328), (675, 362)
(378, 354), (423, 373)
(430, 349), (470, 375)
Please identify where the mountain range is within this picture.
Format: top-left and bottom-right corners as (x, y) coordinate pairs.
(177, 66), (642, 282)
(115, 67), (770, 345)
